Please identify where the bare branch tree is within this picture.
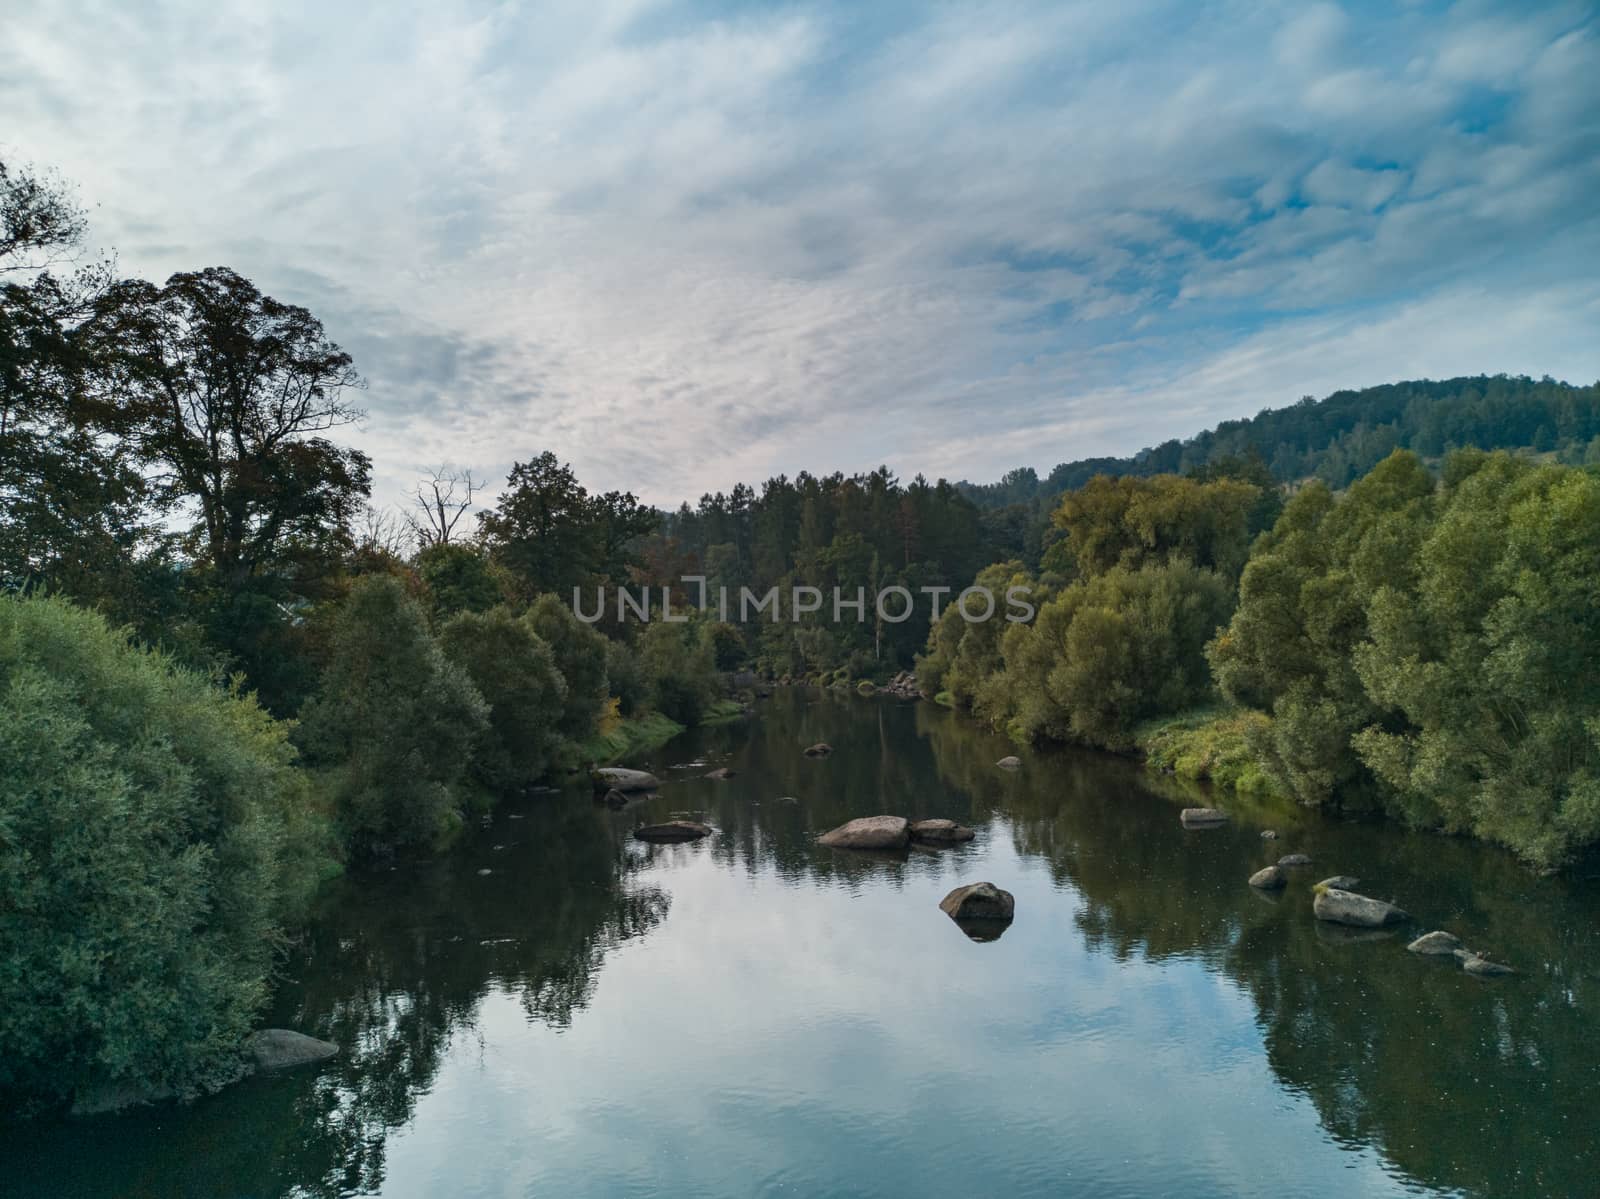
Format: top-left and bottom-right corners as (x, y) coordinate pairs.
(407, 465), (481, 548)
(355, 503), (411, 558)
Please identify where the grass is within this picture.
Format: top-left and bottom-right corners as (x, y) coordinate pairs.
(1134, 705), (1289, 803)
(578, 710), (686, 764)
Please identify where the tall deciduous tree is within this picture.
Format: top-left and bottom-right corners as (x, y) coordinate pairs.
(94, 266), (370, 586)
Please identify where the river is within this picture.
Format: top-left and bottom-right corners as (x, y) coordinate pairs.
(9, 688), (1598, 1198)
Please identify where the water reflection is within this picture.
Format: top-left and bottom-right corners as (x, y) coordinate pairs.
(7, 688), (1597, 1198)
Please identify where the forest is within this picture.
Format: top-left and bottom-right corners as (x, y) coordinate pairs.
(5, 153), (1600, 1112)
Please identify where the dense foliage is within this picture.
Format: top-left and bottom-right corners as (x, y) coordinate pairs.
(0, 595), (327, 1108)
(297, 576), (489, 856)
(1210, 450), (1600, 868)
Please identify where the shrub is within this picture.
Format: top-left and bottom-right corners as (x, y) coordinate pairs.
(0, 595), (328, 1109)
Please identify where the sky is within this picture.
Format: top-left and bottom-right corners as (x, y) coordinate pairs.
(4, 0), (1598, 509)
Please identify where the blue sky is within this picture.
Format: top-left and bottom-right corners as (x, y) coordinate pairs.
(4, 0), (1597, 506)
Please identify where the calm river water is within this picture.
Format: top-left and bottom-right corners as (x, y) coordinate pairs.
(9, 689), (1599, 1198)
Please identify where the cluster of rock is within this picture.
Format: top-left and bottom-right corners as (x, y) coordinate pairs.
(815, 814), (977, 850)
(1406, 929), (1516, 976)
(879, 670), (924, 700)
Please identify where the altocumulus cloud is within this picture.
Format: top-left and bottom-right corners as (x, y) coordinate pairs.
(2, 0), (1596, 507)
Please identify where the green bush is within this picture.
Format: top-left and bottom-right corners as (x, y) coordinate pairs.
(0, 595), (329, 1109)
(298, 576), (488, 856)
(417, 542), (505, 623)
(439, 607), (567, 790)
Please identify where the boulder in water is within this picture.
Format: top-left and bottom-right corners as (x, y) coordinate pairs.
(1180, 807), (1228, 828)
(803, 742), (833, 758)
(1407, 930), (1463, 956)
(601, 788), (629, 809)
(939, 881), (1015, 922)
(1313, 887), (1409, 927)
(1249, 865), (1287, 889)
(592, 767), (660, 792)
(634, 820), (712, 843)
(1261, 829), (1278, 840)
(1316, 875), (1360, 891)
(1277, 852), (1313, 867)
(704, 767), (736, 780)
(817, 815), (909, 850)
(909, 818), (976, 844)
(247, 1029), (339, 1072)
(996, 755), (1022, 770)
(1458, 951), (1517, 977)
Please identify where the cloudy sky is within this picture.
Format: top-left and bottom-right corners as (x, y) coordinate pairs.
(4, 0), (1597, 507)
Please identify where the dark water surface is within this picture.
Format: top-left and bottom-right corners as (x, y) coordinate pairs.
(9, 690), (1600, 1198)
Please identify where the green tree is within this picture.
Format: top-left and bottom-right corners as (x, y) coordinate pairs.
(439, 607), (567, 790)
(417, 541), (504, 623)
(298, 576), (487, 856)
(525, 592), (608, 742)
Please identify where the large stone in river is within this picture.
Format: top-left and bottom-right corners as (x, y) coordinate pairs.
(803, 742), (833, 758)
(1407, 930), (1463, 956)
(1277, 852), (1313, 867)
(593, 767), (660, 792)
(1180, 807), (1229, 828)
(634, 820), (712, 843)
(909, 818), (976, 844)
(1459, 952), (1516, 977)
(247, 1029), (339, 1071)
(817, 815), (909, 850)
(1316, 875), (1360, 892)
(1313, 888), (1409, 928)
(996, 756), (1022, 770)
(1249, 865), (1287, 889)
(939, 881), (1015, 922)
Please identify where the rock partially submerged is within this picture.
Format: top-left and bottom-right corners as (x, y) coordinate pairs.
(939, 881), (1015, 922)
(1261, 829), (1278, 840)
(803, 742), (833, 758)
(1277, 852), (1314, 867)
(592, 767), (661, 793)
(1313, 887), (1409, 927)
(634, 820), (713, 843)
(704, 767), (736, 780)
(247, 1029), (339, 1072)
(1459, 952), (1517, 977)
(1317, 875), (1360, 892)
(996, 755), (1022, 770)
(908, 818), (976, 844)
(880, 670), (923, 700)
(1180, 807), (1229, 828)
(817, 815), (909, 850)
(1408, 930), (1464, 956)
(600, 788), (629, 809)
(1249, 865), (1287, 889)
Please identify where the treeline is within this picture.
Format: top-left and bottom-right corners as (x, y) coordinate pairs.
(651, 470), (993, 678)
(924, 450), (1600, 871)
(958, 374), (1600, 506)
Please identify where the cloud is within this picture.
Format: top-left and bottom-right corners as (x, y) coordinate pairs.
(2, 0), (1596, 508)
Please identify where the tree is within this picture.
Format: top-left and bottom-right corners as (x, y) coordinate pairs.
(440, 608), (568, 790)
(94, 266), (370, 587)
(417, 541), (505, 622)
(477, 453), (596, 598)
(0, 594), (328, 1109)
(298, 576), (488, 856)
(407, 465), (481, 548)
(524, 592), (609, 742)
(0, 159), (152, 619)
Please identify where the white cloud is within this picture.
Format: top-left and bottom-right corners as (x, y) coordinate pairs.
(1, 0), (1595, 508)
